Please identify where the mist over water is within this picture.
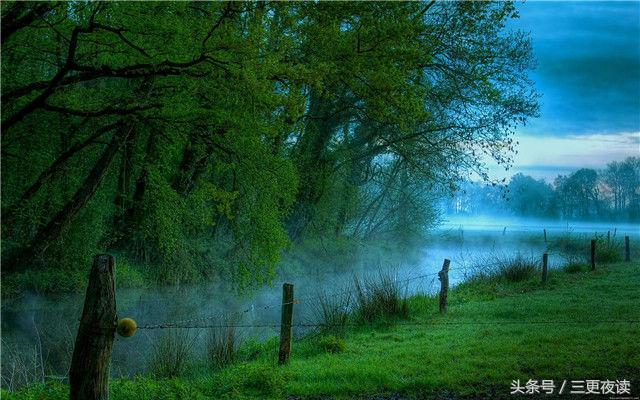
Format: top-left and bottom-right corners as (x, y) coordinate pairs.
(2, 216), (638, 386)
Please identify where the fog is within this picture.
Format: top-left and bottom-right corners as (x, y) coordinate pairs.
(2, 216), (638, 388)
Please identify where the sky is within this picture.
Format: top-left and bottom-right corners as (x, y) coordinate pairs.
(487, 1), (640, 182)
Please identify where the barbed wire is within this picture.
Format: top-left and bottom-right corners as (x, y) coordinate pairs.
(135, 253), (591, 331)
(137, 319), (640, 331)
(134, 242), (632, 332)
(136, 270), (443, 329)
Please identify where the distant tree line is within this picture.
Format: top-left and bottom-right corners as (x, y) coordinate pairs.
(445, 157), (640, 221)
(1, 2), (537, 286)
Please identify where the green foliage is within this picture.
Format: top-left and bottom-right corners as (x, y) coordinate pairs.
(550, 232), (623, 265)
(149, 331), (199, 379)
(594, 235), (623, 264)
(317, 335), (346, 354)
(115, 258), (147, 289)
(206, 316), (242, 371)
(1, 1), (537, 292)
(2, 267), (87, 296)
(563, 263), (585, 274)
(353, 271), (410, 324)
(310, 290), (351, 337)
(213, 362), (286, 399)
(496, 254), (539, 282)
(236, 339), (268, 363)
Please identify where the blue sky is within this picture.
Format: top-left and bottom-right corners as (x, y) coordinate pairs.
(488, 1), (640, 181)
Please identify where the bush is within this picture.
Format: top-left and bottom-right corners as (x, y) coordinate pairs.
(310, 289), (351, 337)
(550, 232), (622, 265)
(149, 331), (199, 378)
(593, 235), (622, 263)
(236, 338), (266, 362)
(564, 263), (585, 274)
(116, 259), (147, 289)
(353, 271), (409, 324)
(317, 335), (346, 353)
(496, 254), (539, 282)
(549, 231), (585, 264)
(225, 363), (285, 398)
(206, 315), (242, 370)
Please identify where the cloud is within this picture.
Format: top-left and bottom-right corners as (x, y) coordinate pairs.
(484, 131), (639, 182)
(515, 131), (639, 168)
(513, 1), (640, 136)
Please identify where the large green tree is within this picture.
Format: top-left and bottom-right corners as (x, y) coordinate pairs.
(1, 1), (538, 287)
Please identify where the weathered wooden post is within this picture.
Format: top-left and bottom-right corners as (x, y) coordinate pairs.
(625, 236), (631, 262)
(278, 283), (294, 365)
(590, 239), (596, 271)
(70, 254), (117, 400)
(438, 259), (450, 314)
(543, 229), (547, 244)
(607, 230), (611, 243)
(542, 253), (548, 284)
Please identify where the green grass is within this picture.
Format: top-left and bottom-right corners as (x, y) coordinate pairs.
(5, 262), (639, 399)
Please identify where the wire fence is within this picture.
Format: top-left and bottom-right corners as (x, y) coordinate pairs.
(138, 319), (640, 330)
(135, 252), (636, 331)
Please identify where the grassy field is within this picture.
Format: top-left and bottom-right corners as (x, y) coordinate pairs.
(5, 261), (639, 399)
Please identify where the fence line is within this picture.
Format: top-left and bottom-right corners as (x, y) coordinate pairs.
(68, 235), (635, 398)
(138, 248), (594, 331)
(134, 255), (623, 331)
(136, 268), (468, 330)
(134, 252), (587, 331)
(136, 319), (640, 331)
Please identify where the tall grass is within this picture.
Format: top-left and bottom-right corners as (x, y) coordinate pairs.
(466, 253), (539, 283)
(353, 271), (409, 323)
(149, 330), (199, 378)
(206, 315), (242, 370)
(550, 231), (623, 264)
(593, 234), (623, 263)
(309, 289), (351, 336)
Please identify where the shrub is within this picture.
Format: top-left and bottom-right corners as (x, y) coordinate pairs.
(149, 330), (199, 378)
(593, 234), (622, 263)
(206, 315), (242, 370)
(564, 263), (584, 274)
(236, 338), (265, 362)
(233, 363), (285, 397)
(317, 335), (346, 353)
(309, 289), (351, 337)
(550, 232), (622, 265)
(353, 271), (409, 324)
(496, 254), (539, 282)
(549, 231), (585, 264)
(115, 259), (147, 289)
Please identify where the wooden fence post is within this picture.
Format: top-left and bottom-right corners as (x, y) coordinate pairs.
(542, 253), (548, 284)
(70, 254), (117, 400)
(625, 236), (631, 262)
(543, 229), (547, 244)
(438, 259), (450, 314)
(590, 239), (596, 271)
(278, 283), (294, 365)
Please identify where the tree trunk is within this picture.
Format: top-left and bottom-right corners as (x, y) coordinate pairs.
(287, 92), (338, 240)
(113, 130), (136, 236)
(2, 122), (120, 226)
(6, 126), (131, 273)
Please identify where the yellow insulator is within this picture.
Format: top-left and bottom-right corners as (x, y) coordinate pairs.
(117, 318), (137, 337)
